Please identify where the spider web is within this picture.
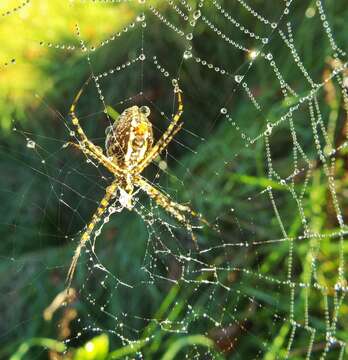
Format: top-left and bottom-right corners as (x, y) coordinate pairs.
(1, 0), (348, 359)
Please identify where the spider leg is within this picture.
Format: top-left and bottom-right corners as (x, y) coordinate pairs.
(135, 176), (208, 248)
(68, 78), (125, 175)
(66, 180), (118, 291)
(134, 81), (183, 174)
(69, 76), (93, 145)
(64, 141), (122, 176)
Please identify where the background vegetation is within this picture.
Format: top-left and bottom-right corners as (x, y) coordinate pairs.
(0, 1), (348, 359)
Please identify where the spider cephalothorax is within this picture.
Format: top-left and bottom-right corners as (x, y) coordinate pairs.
(65, 79), (207, 290)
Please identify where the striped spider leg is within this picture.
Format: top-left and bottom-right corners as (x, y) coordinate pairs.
(135, 176), (208, 247)
(134, 79), (184, 174)
(66, 180), (118, 290)
(65, 78), (125, 290)
(68, 76), (125, 176)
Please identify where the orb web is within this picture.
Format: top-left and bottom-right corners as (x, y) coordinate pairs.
(1, 0), (348, 359)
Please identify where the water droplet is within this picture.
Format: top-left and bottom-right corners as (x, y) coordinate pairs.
(265, 123), (273, 136)
(193, 10), (201, 20)
(234, 75), (244, 83)
(186, 33), (193, 41)
(26, 139), (36, 149)
(220, 107), (227, 114)
(139, 53), (146, 61)
(183, 50), (192, 59)
(136, 13), (145, 22)
(248, 49), (259, 59)
(140, 105), (151, 117)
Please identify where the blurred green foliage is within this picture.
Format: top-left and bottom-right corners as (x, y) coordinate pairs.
(1, 0), (348, 359)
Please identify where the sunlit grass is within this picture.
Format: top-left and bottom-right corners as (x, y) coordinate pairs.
(0, 0), (135, 129)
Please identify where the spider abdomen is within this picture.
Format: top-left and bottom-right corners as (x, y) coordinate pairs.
(105, 105), (153, 169)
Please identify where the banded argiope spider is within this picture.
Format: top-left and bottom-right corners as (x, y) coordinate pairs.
(65, 78), (207, 289)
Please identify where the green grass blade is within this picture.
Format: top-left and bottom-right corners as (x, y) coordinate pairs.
(107, 339), (149, 359)
(161, 335), (215, 360)
(10, 338), (66, 360)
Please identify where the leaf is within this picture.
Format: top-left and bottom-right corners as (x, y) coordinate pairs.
(74, 334), (109, 360)
(10, 338), (66, 360)
(107, 339), (148, 359)
(229, 173), (287, 191)
(161, 335), (215, 360)
(263, 323), (290, 360)
(105, 106), (120, 122)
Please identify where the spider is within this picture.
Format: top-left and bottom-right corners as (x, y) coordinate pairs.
(65, 78), (208, 289)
